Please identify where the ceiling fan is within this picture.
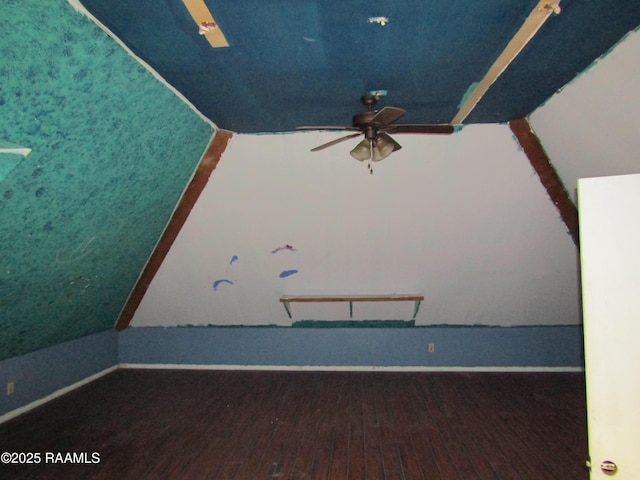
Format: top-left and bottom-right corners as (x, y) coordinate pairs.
(297, 94), (454, 172)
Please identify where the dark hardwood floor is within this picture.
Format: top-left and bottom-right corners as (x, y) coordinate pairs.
(0, 369), (589, 480)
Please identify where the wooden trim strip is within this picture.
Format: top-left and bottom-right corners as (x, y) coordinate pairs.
(182, 0), (229, 48)
(451, 1), (561, 125)
(509, 118), (579, 246)
(114, 130), (234, 331)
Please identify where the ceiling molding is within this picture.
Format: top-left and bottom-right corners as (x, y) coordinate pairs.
(509, 118), (579, 246)
(451, 1), (561, 125)
(114, 129), (234, 331)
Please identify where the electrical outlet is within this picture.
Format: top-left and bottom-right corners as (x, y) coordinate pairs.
(7, 381), (15, 395)
(428, 343), (435, 353)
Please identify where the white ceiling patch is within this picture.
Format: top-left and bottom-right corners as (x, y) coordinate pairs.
(368, 16), (389, 27)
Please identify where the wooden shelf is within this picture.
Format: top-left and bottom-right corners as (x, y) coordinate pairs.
(279, 294), (424, 319)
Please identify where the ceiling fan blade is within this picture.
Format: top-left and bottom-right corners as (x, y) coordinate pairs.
(377, 132), (402, 152)
(386, 124), (455, 134)
(310, 132), (362, 152)
(370, 106), (406, 127)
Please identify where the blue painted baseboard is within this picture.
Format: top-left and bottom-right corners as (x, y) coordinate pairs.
(0, 330), (118, 418)
(119, 325), (584, 369)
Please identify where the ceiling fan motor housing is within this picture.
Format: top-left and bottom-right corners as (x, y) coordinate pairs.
(352, 112), (380, 139)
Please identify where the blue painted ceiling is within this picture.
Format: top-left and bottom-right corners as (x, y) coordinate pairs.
(79, 0), (640, 132)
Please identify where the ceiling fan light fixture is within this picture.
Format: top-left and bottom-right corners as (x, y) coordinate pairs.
(350, 139), (371, 161)
(371, 137), (395, 162)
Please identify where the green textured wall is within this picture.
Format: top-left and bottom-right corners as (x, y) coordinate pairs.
(0, 0), (214, 360)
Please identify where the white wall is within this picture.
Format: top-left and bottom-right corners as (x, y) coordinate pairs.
(529, 28), (640, 202)
(131, 124), (580, 328)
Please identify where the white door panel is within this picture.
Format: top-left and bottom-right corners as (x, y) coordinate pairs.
(579, 173), (640, 478)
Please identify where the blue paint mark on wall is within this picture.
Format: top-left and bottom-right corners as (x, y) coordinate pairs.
(279, 270), (298, 278)
(229, 255), (238, 265)
(213, 279), (234, 290)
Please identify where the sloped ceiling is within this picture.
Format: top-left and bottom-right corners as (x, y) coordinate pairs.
(529, 28), (640, 202)
(77, 0), (640, 131)
(0, 0), (213, 360)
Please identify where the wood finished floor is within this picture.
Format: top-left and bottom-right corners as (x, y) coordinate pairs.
(0, 369), (589, 480)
